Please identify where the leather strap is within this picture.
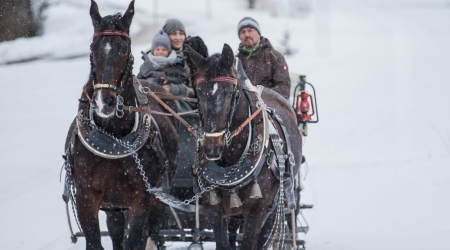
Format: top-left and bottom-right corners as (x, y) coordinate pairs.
(122, 106), (144, 113)
(229, 103), (265, 139)
(146, 90), (201, 138)
(121, 106), (198, 116)
(93, 30), (131, 41)
(152, 92), (198, 103)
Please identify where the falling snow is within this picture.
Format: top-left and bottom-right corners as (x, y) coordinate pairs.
(0, 0), (450, 249)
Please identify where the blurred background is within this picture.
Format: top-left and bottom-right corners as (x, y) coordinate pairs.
(1, 0), (449, 249)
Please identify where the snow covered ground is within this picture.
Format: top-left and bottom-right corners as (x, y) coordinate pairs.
(1, 0), (449, 249)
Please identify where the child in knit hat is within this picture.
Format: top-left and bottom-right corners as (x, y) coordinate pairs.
(137, 30), (188, 88)
(151, 29), (172, 57)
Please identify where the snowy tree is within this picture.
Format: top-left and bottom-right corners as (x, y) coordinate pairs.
(248, 0), (256, 9)
(248, 0), (311, 17)
(0, 0), (49, 42)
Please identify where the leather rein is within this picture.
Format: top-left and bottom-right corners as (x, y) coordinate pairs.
(125, 76), (265, 141)
(88, 30), (263, 141)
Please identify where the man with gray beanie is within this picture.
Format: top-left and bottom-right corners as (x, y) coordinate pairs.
(236, 17), (291, 99)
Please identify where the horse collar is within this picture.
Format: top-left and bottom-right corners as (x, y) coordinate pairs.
(76, 77), (153, 159)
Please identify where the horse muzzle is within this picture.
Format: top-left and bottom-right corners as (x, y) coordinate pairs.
(201, 136), (224, 161)
(202, 145), (223, 161)
(92, 89), (117, 118)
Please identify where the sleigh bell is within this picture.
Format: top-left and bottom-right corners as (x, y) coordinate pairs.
(249, 180), (263, 199)
(209, 190), (222, 205)
(230, 190), (243, 208)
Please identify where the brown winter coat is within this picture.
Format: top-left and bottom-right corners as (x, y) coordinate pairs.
(237, 37), (291, 99)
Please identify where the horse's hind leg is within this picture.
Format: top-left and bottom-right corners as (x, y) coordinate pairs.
(106, 210), (126, 250)
(147, 200), (167, 248)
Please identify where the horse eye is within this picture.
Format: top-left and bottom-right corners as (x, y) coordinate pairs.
(121, 46), (128, 54)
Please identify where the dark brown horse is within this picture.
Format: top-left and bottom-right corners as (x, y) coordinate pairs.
(185, 44), (303, 250)
(63, 1), (178, 249)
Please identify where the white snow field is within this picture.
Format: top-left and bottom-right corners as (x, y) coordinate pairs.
(0, 0), (449, 249)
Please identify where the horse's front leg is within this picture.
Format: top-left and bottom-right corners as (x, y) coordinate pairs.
(257, 209), (278, 250)
(105, 210), (126, 250)
(76, 190), (104, 250)
(228, 216), (241, 250)
(204, 202), (232, 250)
(241, 202), (271, 250)
(124, 203), (151, 250)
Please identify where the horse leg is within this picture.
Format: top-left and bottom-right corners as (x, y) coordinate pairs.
(240, 207), (268, 250)
(124, 206), (150, 250)
(105, 210), (126, 250)
(76, 193), (104, 250)
(207, 208), (232, 250)
(147, 200), (166, 248)
(228, 217), (241, 250)
(256, 210), (277, 250)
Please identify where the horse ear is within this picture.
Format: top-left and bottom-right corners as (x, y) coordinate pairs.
(185, 44), (207, 69)
(122, 0), (135, 30)
(220, 43), (234, 69)
(90, 0), (102, 29)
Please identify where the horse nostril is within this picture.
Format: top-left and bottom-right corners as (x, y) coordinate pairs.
(105, 96), (116, 106)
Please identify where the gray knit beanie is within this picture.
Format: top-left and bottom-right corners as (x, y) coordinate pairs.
(237, 17), (261, 35)
(163, 18), (186, 35)
(151, 30), (172, 54)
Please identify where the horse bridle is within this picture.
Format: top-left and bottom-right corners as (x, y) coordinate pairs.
(90, 30), (134, 95)
(196, 76), (240, 146)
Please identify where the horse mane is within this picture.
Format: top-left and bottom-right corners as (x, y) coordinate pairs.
(185, 36), (208, 58)
(99, 13), (125, 31)
(203, 53), (230, 80)
(184, 36), (209, 84)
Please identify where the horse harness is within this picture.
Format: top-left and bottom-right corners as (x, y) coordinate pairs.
(65, 28), (296, 212)
(193, 61), (297, 210)
(65, 30), (171, 194)
(193, 81), (268, 190)
(77, 77), (153, 159)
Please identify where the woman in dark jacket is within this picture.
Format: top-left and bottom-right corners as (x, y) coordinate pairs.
(162, 18), (208, 98)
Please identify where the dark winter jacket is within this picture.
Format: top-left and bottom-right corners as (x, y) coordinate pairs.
(138, 36), (208, 111)
(237, 37), (291, 99)
(137, 50), (189, 96)
(164, 36), (208, 98)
